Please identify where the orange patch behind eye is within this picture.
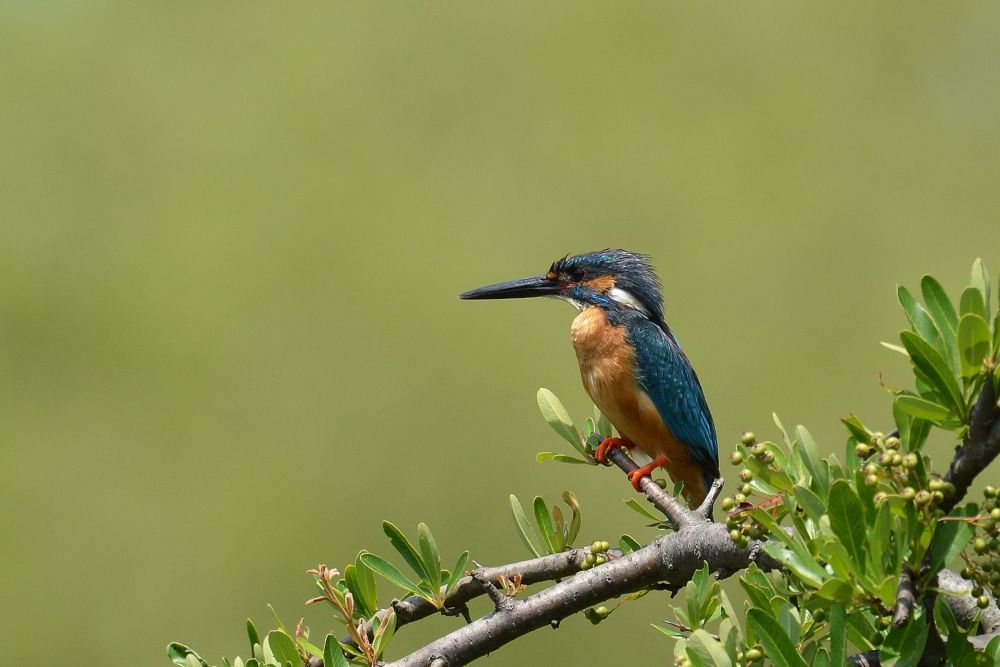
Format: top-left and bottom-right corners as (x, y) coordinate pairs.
(546, 271), (558, 281)
(584, 275), (616, 292)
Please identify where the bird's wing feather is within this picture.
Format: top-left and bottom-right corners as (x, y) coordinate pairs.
(626, 316), (719, 477)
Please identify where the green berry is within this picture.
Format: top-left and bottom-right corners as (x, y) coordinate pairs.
(740, 432), (756, 446)
(943, 482), (956, 498)
(591, 541), (604, 553)
(751, 443), (767, 458)
(721, 497), (736, 511)
(812, 609), (826, 623)
(915, 490), (932, 506)
(580, 560), (592, 570)
(731, 451), (744, 465)
(655, 478), (668, 489)
(901, 487), (916, 501)
(931, 490), (945, 504)
(890, 453), (902, 467)
(745, 648), (762, 662)
(855, 443), (871, 458)
(740, 483), (752, 496)
(902, 453), (918, 469)
(761, 451), (775, 464)
(594, 555), (606, 565)
(885, 436), (901, 450)
(739, 469), (753, 483)
(595, 606), (610, 617)
(929, 478), (945, 491)
(864, 474), (879, 487)
(991, 509), (1000, 522)
(863, 463), (878, 476)
(975, 538), (989, 554)
(735, 493), (747, 503)
(961, 567), (973, 579)
(879, 452), (894, 466)
(986, 486), (998, 499)
(979, 595), (991, 609)
(873, 492), (887, 506)
(973, 586), (985, 597)
(730, 529), (741, 541)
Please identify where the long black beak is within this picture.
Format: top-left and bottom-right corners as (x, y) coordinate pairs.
(459, 275), (563, 300)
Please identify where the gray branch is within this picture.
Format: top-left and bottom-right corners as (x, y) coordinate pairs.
(941, 370), (1000, 514)
(383, 523), (778, 667)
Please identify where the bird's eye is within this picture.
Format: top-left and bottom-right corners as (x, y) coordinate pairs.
(569, 267), (585, 282)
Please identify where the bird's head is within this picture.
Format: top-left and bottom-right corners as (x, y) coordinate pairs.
(460, 249), (664, 322)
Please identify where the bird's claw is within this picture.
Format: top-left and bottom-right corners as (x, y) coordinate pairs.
(626, 454), (670, 491)
(594, 436), (634, 464)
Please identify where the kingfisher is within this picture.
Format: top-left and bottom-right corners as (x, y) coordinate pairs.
(460, 249), (719, 508)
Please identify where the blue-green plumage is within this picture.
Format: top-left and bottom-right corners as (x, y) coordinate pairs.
(460, 248), (719, 506)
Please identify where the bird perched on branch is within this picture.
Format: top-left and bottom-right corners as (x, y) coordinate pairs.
(460, 249), (719, 508)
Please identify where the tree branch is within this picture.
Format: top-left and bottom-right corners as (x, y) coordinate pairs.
(941, 370), (1000, 514)
(384, 524), (779, 667)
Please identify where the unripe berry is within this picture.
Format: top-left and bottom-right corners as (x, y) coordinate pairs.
(726, 517), (740, 530)
(902, 453), (918, 469)
(751, 443), (767, 458)
(986, 486), (998, 499)
(890, 453), (903, 467)
(975, 538), (989, 554)
(915, 490), (932, 506)
(901, 487), (916, 501)
(879, 452), (894, 467)
(762, 451), (775, 464)
(885, 436), (900, 450)
(594, 555), (606, 565)
(973, 586), (984, 597)
(871, 432), (885, 444)
(740, 432), (756, 446)
(943, 482), (956, 498)
(979, 595), (991, 609)
(873, 492), (887, 506)
(745, 648), (762, 662)
(864, 474), (879, 487)
(730, 529), (741, 541)
(591, 541), (604, 553)
(736, 535), (749, 549)
(863, 463), (878, 476)
(721, 497), (735, 511)
(741, 483), (753, 496)
(991, 508), (1000, 521)
(731, 451), (744, 465)
(655, 478), (667, 488)
(931, 490), (945, 504)
(929, 478), (945, 491)
(735, 493), (747, 503)
(739, 469), (754, 483)
(595, 605), (610, 617)
(961, 567), (973, 579)
(855, 443), (871, 459)
(812, 609), (826, 623)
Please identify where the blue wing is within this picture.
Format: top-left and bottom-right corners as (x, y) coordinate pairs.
(626, 315), (719, 481)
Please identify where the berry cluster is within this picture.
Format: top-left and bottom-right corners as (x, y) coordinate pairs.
(720, 432), (771, 548)
(855, 432), (954, 508)
(960, 486), (1000, 608)
(579, 540), (612, 571)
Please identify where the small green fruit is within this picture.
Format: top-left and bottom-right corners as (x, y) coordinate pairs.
(901, 487), (916, 501)
(864, 474), (879, 487)
(731, 451), (744, 465)
(975, 538), (989, 554)
(761, 451), (775, 464)
(739, 469), (753, 483)
(745, 648), (762, 662)
(915, 490), (932, 506)
(740, 432), (756, 446)
(721, 497), (736, 511)
(890, 453), (902, 467)
(740, 483), (753, 496)
(978, 595), (991, 609)
(986, 486), (998, 499)
(730, 529), (741, 541)
(902, 453), (918, 469)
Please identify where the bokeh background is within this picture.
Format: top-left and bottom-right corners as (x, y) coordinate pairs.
(2, 2), (999, 665)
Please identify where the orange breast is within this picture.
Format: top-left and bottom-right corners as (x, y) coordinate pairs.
(570, 307), (707, 504)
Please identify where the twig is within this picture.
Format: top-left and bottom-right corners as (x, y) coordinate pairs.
(892, 567), (915, 628)
(697, 477), (725, 520)
(383, 525), (780, 667)
(604, 447), (700, 528)
(941, 370), (1000, 514)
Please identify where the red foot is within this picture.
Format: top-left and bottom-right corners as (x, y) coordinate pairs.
(626, 454), (670, 491)
(594, 436), (635, 464)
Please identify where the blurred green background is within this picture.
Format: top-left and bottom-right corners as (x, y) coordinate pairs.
(1, 2), (998, 665)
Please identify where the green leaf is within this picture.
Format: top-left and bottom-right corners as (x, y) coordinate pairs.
(345, 554), (378, 619)
(537, 388), (584, 455)
(985, 634), (1000, 660)
(829, 605), (847, 667)
(323, 634), (351, 667)
(619, 534), (641, 553)
(594, 406), (613, 438)
(533, 496), (561, 553)
(624, 497), (662, 522)
(793, 486), (826, 521)
(686, 629), (733, 667)
(957, 313), (992, 379)
(880, 614), (928, 667)
(827, 481), (867, 572)
(445, 551), (470, 595)
(894, 394), (952, 421)
(900, 331), (965, 417)
(898, 285), (943, 351)
(923, 274), (959, 328)
(167, 644), (209, 667)
(535, 451), (591, 464)
(795, 425), (828, 493)
(746, 608), (809, 667)
(246, 619), (260, 656)
(382, 521), (429, 583)
(960, 286), (987, 320)
(417, 523), (442, 593)
(882, 341), (909, 356)
(562, 491), (582, 545)
(762, 543), (826, 589)
(509, 495), (544, 557)
(971, 258), (991, 321)
(358, 553), (426, 600)
(814, 578), (853, 603)
(264, 631), (300, 667)
(928, 504), (977, 575)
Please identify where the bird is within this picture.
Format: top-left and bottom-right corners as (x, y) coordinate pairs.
(460, 249), (719, 508)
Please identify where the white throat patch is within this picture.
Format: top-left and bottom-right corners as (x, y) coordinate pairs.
(608, 287), (651, 316)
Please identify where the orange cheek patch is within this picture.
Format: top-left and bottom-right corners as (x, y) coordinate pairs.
(585, 275), (616, 292)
